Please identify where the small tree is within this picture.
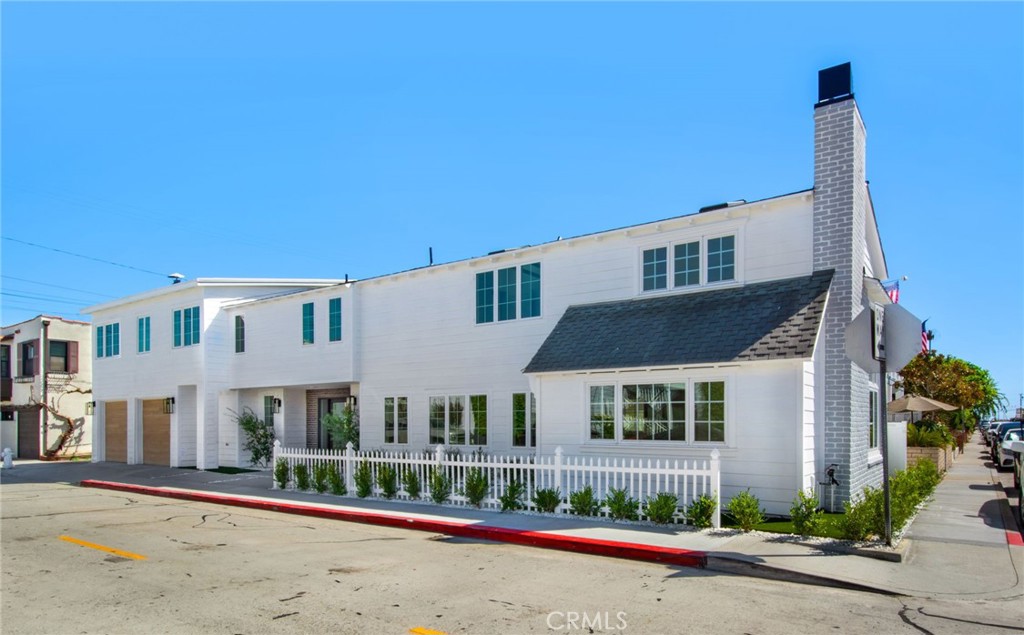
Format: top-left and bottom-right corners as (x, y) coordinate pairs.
(232, 407), (275, 467)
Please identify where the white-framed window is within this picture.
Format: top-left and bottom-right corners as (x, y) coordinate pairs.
(639, 233), (738, 293)
(173, 306), (200, 348)
(587, 378), (727, 445)
(512, 392), (537, 448)
(429, 394), (487, 446)
(137, 316), (151, 354)
(235, 315), (245, 354)
(384, 396), (408, 444)
(96, 323), (120, 359)
(868, 386), (879, 450)
(476, 263), (542, 324)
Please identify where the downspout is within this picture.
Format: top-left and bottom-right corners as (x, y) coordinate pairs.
(40, 319), (50, 453)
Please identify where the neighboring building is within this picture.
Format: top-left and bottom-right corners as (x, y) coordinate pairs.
(1, 315), (94, 459)
(85, 63), (893, 512)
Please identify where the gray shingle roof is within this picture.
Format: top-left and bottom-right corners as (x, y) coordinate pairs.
(524, 269), (834, 373)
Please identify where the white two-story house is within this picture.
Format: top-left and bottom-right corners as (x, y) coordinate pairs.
(85, 63), (892, 513)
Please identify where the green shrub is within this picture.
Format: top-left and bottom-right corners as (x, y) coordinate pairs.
(293, 464), (310, 491)
(728, 490), (765, 532)
(605, 488), (640, 521)
(840, 490), (878, 540)
(687, 493), (717, 529)
(645, 492), (679, 524)
(327, 463), (346, 496)
(311, 463), (330, 494)
(354, 461), (374, 498)
(790, 488), (825, 536)
(907, 422), (954, 448)
(402, 469), (421, 500)
(532, 487), (562, 513)
(429, 469), (452, 505)
(498, 480), (526, 512)
(569, 485), (600, 517)
(840, 459), (942, 541)
(463, 468), (489, 508)
(273, 458), (290, 490)
(233, 407), (275, 467)
(377, 464), (398, 499)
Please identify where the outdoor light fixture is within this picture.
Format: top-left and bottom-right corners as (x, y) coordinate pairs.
(163, 397), (175, 414)
(346, 395), (357, 409)
(273, 397), (282, 414)
(85, 401), (95, 416)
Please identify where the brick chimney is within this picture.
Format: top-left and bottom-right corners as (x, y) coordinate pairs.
(812, 62), (874, 509)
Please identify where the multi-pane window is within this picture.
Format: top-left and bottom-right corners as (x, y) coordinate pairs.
(302, 302), (314, 344)
(520, 263), (541, 318)
(429, 394), (486, 447)
(96, 323), (120, 358)
(589, 380), (725, 444)
(476, 263), (541, 323)
(235, 316), (245, 353)
(173, 306), (200, 348)
(693, 381), (726, 443)
(869, 389), (879, 449)
(476, 272), (494, 324)
(264, 395), (275, 428)
(384, 397), (408, 444)
(590, 385), (616, 440)
(0, 345), (9, 379)
(328, 298), (342, 342)
(20, 341), (37, 375)
(138, 317), (151, 353)
(642, 247), (668, 291)
(706, 236), (735, 283)
(497, 267), (517, 321)
(673, 241), (700, 287)
(48, 340), (77, 373)
(512, 392), (537, 448)
(621, 384), (686, 441)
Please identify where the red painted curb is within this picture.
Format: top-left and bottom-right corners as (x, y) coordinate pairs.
(80, 480), (708, 568)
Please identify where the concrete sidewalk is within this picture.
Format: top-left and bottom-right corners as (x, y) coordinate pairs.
(3, 434), (1021, 600)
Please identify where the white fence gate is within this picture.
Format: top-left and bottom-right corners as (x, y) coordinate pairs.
(272, 442), (721, 528)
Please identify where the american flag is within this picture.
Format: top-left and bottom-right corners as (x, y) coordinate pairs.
(921, 319), (929, 353)
(882, 279), (899, 304)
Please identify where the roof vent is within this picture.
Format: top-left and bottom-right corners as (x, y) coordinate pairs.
(698, 200), (746, 214)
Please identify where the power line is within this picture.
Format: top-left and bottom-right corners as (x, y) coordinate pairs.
(1, 275), (118, 299)
(2, 290), (99, 306)
(2, 237), (167, 277)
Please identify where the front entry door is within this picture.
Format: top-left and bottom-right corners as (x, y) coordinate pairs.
(317, 398), (347, 449)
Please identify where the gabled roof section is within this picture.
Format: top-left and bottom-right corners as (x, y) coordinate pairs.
(524, 270), (834, 374)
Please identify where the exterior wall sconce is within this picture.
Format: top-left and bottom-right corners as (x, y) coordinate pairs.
(163, 397), (175, 414)
(273, 397), (282, 414)
(85, 401), (96, 416)
(346, 395), (357, 409)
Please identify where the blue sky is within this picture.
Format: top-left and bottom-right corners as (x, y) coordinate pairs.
(2, 2), (1022, 414)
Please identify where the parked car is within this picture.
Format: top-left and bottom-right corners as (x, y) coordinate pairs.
(988, 421), (1023, 455)
(995, 428), (1024, 470)
(1011, 440), (1023, 526)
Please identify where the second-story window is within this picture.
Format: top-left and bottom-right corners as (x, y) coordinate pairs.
(328, 298), (342, 342)
(706, 236), (735, 283)
(476, 263), (542, 324)
(173, 306), (200, 348)
(302, 302), (314, 344)
(47, 340), (78, 373)
(20, 341), (37, 376)
(138, 317), (151, 353)
(235, 316), (245, 353)
(641, 234), (736, 292)
(642, 247), (668, 291)
(96, 323), (120, 359)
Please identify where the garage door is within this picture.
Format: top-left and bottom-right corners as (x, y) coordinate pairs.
(142, 399), (170, 466)
(105, 401), (127, 463)
(17, 407), (40, 459)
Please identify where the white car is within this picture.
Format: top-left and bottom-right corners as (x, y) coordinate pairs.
(995, 428), (1024, 470)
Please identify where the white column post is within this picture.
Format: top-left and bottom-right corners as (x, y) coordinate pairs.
(272, 440), (282, 489)
(554, 446), (564, 508)
(710, 448), (721, 529)
(345, 441), (356, 494)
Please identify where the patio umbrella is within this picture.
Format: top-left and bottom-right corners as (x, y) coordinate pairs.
(886, 394), (958, 414)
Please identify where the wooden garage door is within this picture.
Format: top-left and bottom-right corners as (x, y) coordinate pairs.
(105, 401), (128, 463)
(17, 407), (40, 459)
(142, 399), (170, 466)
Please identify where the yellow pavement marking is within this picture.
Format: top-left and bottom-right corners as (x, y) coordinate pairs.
(409, 628), (447, 635)
(59, 535), (147, 560)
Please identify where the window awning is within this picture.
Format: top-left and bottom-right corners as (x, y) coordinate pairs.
(524, 269), (834, 374)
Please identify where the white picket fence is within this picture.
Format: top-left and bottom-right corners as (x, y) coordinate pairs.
(272, 441), (721, 528)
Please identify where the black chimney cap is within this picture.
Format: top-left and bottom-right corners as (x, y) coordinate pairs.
(816, 62), (853, 107)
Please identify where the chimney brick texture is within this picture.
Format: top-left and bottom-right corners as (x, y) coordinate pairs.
(813, 97), (880, 509)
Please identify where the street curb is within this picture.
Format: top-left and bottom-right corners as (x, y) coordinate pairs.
(79, 480), (708, 568)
